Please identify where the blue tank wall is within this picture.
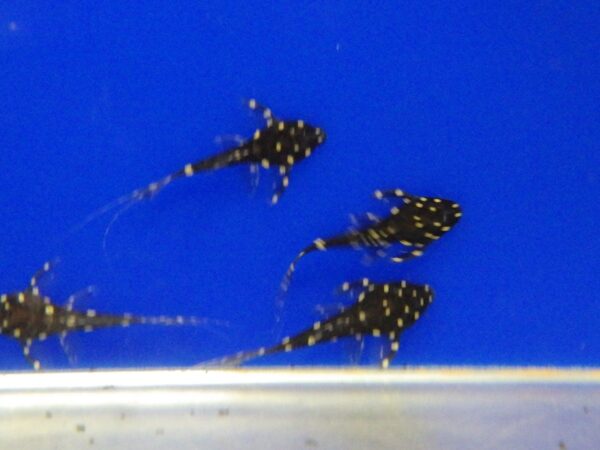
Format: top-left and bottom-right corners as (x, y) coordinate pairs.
(0, 2), (598, 369)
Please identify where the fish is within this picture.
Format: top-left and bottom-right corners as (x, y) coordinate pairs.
(208, 279), (434, 368)
(73, 98), (326, 237)
(279, 189), (461, 303)
(0, 261), (218, 370)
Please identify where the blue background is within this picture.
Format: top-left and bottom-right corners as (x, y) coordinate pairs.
(0, 2), (598, 369)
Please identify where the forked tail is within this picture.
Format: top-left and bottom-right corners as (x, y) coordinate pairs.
(275, 242), (318, 312)
(68, 146), (245, 239)
(68, 172), (183, 237)
(197, 346), (271, 367)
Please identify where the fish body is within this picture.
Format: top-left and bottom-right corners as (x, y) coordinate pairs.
(170, 103), (325, 204)
(181, 119), (324, 172)
(75, 99), (326, 234)
(280, 189), (462, 297)
(215, 279), (434, 368)
(0, 262), (211, 370)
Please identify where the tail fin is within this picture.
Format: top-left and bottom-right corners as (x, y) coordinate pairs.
(134, 314), (224, 327)
(272, 242), (320, 341)
(78, 311), (227, 333)
(68, 172), (181, 237)
(130, 315), (229, 338)
(197, 347), (270, 367)
(278, 247), (311, 295)
(68, 190), (138, 236)
(275, 242), (318, 315)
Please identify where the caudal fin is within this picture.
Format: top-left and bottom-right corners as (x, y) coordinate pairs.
(272, 242), (322, 340)
(134, 314), (226, 327)
(68, 172), (181, 238)
(275, 244), (317, 312)
(197, 346), (270, 367)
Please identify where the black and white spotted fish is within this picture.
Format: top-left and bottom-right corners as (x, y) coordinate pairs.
(0, 261), (216, 370)
(74, 99), (326, 235)
(209, 279), (434, 368)
(279, 189), (462, 298)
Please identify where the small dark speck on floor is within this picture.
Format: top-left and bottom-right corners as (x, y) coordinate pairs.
(45, 411), (53, 419)
(76, 424), (86, 433)
(305, 437), (318, 447)
(190, 409), (195, 416)
(156, 428), (165, 436)
(583, 405), (589, 414)
(120, 412), (126, 420)
(89, 437), (95, 446)
(218, 408), (230, 417)
(559, 440), (567, 449)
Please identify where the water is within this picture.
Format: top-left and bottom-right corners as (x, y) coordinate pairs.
(0, 2), (598, 369)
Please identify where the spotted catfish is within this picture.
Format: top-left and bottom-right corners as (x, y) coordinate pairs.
(76, 99), (326, 233)
(0, 261), (216, 370)
(209, 279), (434, 368)
(279, 189), (462, 298)
(142, 99), (326, 204)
